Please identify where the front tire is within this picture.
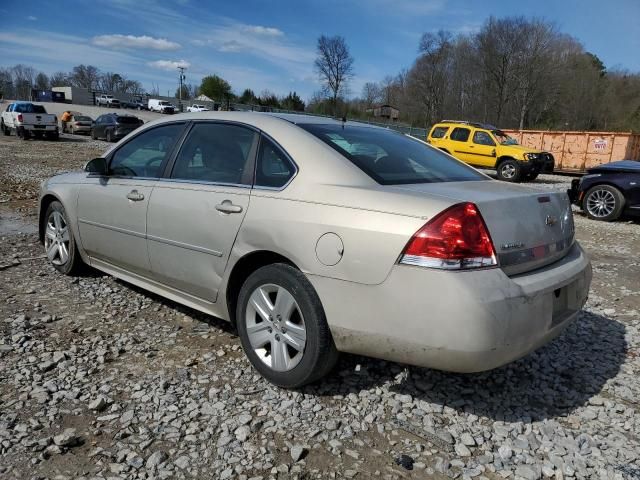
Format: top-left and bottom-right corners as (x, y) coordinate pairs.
(497, 158), (522, 182)
(106, 129), (113, 142)
(236, 263), (338, 388)
(43, 201), (84, 275)
(584, 185), (625, 221)
(1, 121), (9, 136)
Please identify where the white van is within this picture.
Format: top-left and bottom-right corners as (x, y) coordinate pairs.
(148, 99), (175, 114)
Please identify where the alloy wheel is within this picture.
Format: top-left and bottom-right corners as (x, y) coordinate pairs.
(500, 163), (516, 179)
(245, 283), (307, 372)
(44, 211), (70, 266)
(586, 189), (616, 218)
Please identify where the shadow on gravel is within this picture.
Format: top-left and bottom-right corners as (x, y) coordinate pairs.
(314, 311), (627, 422)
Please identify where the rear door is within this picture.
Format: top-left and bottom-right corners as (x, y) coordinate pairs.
(448, 127), (474, 163)
(77, 122), (186, 276)
(427, 125), (450, 150)
(146, 122), (258, 301)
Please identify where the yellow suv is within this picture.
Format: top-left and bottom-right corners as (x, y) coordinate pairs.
(427, 120), (554, 182)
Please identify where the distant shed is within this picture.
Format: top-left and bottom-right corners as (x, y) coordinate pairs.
(367, 104), (399, 121)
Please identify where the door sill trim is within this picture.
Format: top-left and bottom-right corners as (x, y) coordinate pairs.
(89, 257), (225, 320)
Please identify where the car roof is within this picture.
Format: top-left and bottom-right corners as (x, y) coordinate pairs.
(438, 120), (498, 130)
(136, 111), (387, 132)
(266, 112), (387, 130)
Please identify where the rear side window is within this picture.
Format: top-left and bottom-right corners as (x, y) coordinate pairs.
(255, 137), (295, 188)
(450, 127), (470, 142)
(430, 126), (449, 139)
(171, 123), (257, 185)
(116, 116), (140, 124)
(109, 123), (185, 177)
(300, 124), (486, 185)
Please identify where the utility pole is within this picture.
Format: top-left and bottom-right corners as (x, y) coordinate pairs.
(177, 66), (186, 112)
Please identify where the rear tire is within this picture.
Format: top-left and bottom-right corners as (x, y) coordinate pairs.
(583, 185), (625, 221)
(236, 263), (338, 388)
(43, 201), (85, 275)
(496, 158), (522, 182)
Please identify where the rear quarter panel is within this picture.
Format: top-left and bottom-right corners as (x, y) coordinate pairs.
(232, 191), (431, 285)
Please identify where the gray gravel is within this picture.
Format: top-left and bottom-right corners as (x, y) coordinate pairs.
(1, 134), (639, 479)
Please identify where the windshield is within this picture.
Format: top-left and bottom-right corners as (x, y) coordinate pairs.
(159, 101), (171, 106)
(492, 130), (518, 145)
(75, 116), (92, 121)
(301, 124), (487, 185)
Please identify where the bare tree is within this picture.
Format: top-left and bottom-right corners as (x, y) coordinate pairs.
(69, 64), (100, 90)
(49, 71), (70, 87)
(361, 82), (382, 108)
(12, 64), (36, 99)
(34, 72), (49, 91)
(0, 68), (15, 99)
(314, 35), (354, 114)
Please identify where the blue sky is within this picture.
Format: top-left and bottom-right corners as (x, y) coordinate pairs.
(1, 0), (639, 101)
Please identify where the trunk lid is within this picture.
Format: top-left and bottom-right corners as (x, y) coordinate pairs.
(393, 180), (575, 275)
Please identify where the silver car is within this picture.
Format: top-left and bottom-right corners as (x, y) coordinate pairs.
(38, 112), (592, 387)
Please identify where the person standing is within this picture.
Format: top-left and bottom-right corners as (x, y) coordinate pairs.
(60, 111), (72, 133)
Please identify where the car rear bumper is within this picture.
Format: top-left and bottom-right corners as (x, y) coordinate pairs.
(20, 125), (57, 132)
(308, 242), (591, 372)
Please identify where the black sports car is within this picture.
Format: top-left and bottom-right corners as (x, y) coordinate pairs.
(568, 160), (640, 221)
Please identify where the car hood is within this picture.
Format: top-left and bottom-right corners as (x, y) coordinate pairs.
(588, 160), (640, 173)
(500, 144), (544, 155)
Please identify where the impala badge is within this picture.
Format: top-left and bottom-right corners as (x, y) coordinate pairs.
(545, 215), (558, 226)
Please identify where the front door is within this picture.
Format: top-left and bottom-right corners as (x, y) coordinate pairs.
(146, 122), (258, 301)
(77, 122), (186, 276)
(467, 130), (497, 167)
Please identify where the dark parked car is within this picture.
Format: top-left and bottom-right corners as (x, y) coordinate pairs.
(91, 113), (143, 142)
(122, 98), (148, 110)
(568, 160), (640, 221)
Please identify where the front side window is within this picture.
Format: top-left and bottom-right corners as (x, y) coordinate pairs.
(473, 131), (496, 146)
(300, 124), (486, 185)
(450, 127), (471, 142)
(255, 137), (295, 188)
(430, 126), (449, 139)
(171, 123), (257, 184)
(109, 123), (185, 177)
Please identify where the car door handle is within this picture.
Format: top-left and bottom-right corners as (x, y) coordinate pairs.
(215, 200), (243, 214)
(126, 190), (145, 201)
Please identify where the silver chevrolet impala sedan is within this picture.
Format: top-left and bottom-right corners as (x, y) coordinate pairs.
(39, 112), (592, 387)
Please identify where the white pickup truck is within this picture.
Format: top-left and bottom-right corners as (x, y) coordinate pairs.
(1, 102), (59, 140)
(96, 94), (121, 108)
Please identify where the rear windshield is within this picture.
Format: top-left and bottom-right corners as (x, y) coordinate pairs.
(74, 116), (92, 121)
(300, 124), (486, 185)
(14, 103), (47, 113)
(116, 116), (141, 124)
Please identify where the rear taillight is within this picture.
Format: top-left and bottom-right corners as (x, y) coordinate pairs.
(400, 202), (497, 270)
(17, 114), (23, 122)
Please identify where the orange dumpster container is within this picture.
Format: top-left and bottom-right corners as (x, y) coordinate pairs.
(502, 129), (640, 174)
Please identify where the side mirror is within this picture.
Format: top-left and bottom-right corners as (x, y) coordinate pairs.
(85, 157), (107, 175)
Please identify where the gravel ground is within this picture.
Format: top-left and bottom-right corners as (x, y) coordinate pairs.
(1, 133), (639, 480)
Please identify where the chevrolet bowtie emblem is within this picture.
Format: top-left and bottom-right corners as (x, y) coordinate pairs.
(545, 215), (558, 226)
